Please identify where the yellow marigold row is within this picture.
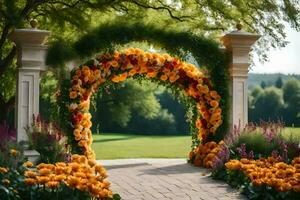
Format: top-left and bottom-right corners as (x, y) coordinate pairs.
(23, 155), (113, 199)
(225, 156), (300, 192)
(189, 140), (225, 168)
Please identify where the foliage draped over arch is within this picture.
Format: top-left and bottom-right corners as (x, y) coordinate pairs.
(47, 22), (229, 143)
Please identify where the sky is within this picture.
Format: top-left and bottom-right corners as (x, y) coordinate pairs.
(251, 25), (300, 74)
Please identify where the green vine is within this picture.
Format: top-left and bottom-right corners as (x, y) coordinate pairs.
(47, 22), (229, 141)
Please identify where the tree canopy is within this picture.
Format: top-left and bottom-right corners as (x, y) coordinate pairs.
(0, 0), (299, 124)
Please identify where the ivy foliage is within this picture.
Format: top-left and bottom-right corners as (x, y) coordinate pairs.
(47, 22), (229, 141)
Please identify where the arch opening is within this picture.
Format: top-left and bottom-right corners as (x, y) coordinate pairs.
(62, 48), (223, 161)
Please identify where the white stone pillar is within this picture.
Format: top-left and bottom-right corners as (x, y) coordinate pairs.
(222, 26), (260, 130)
(9, 22), (50, 142)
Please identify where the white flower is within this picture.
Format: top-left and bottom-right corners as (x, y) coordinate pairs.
(69, 103), (78, 110)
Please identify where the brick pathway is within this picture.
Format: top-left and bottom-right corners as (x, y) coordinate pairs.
(99, 159), (246, 200)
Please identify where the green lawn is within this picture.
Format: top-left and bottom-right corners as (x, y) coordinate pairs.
(282, 127), (300, 141)
(91, 133), (191, 160)
(92, 128), (300, 160)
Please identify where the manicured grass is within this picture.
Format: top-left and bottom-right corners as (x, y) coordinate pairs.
(91, 133), (191, 160)
(282, 127), (300, 142)
(91, 128), (300, 160)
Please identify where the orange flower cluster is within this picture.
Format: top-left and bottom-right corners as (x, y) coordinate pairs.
(225, 156), (300, 192)
(68, 48), (222, 157)
(189, 141), (225, 168)
(24, 154), (113, 199)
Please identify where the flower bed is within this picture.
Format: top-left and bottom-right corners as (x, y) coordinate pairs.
(225, 157), (300, 193)
(0, 150), (120, 200)
(195, 122), (300, 199)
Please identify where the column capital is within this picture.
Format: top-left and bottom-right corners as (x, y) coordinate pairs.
(9, 28), (50, 46)
(9, 28), (50, 71)
(221, 30), (260, 50)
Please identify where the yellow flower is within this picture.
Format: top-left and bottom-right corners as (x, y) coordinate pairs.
(69, 91), (78, 99)
(55, 162), (67, 168)
(54, 174), (66, 182)
(24, 178), (37, 186)
(10, 149), (18, 156)
(24, 170), (37, 178)
(39, 168), (52, 176)
(82, 68), (91, 77)
(46, 181), (59, 189)
(0, 167), (8, 173)
(110, 61), (119, 68)
(88, 74), (96, 83)
(160, 74), (168, 81)
(69, 163), (81, 172)
(23, 161), (34, 168)
(2, 179), (10, 186)
(67, 176), (80, 188)
(37, 176), (50, 184)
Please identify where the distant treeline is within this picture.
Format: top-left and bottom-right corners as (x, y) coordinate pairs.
(38, 73), (300, 135)
(248, 73), (300, 90)
(249, 75), (300, 126)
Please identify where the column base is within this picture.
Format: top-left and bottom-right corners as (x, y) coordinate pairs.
(24, 150), (40, 163)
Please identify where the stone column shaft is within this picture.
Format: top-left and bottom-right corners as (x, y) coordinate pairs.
(222, 30), (260, 130)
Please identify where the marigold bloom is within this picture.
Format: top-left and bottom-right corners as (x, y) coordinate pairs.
(54, 174), (66, 182)
(24, 170), (37, 178)
(10, 149), (18, 156)
(2, 179), (10, 186)
(46, 181), (59, 189)
(25, 178), (37, 186)
(23, 161), (34, 168)
(0, 167), (8, 173)
(160, 74), (168, 81)
(69, 91), (78, 99)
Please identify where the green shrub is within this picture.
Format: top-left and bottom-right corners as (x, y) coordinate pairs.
(232, 131), (281, 158)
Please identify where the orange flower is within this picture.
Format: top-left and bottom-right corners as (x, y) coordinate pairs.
(110, 61), (119, 68)
(24, 171), (37, 178)
(10, 149), (18, 156)
(23, 161), (34, 168)
(127, 68), (136, 76)
(160, 74), (168, 81)
(39, 168), (52, 176)
(146, 70), (157, 78)
(118, 72), (128, 82)
(111, 75), (120, 83)
(0, 167), (8, 173)
(209, 100), (219, 108)
(169, 75), (179, 83)
(69, 91), (78, 99)
(25, 178), (37, 186)
(46, 181), (59, 189)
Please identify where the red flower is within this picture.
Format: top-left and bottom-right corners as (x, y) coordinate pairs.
(72, 80), (78, 85)
(90, 65), (98, 71)
(201, 119), (207, 128)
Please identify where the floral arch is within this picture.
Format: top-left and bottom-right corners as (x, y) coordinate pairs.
(48, 23), (229, 143)
(65, 48), (223, 162)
